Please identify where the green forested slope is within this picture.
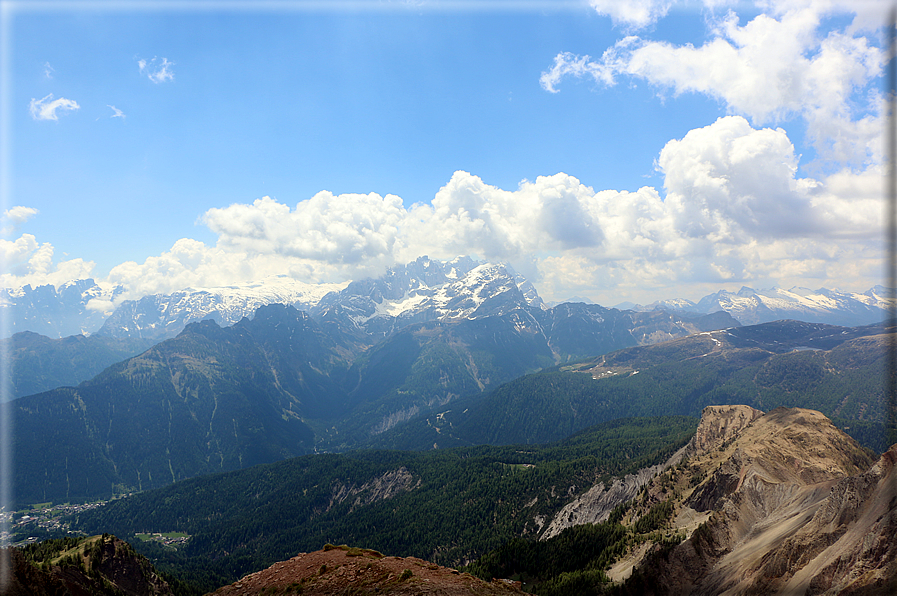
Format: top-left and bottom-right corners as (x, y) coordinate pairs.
(5, 331), (156, 399)
(372, 324), (893, 452)
(15, 310), (336, 504)
(70, 416), (696, 593)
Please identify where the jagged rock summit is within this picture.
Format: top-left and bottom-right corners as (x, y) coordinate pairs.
(687, 404), (763, 454)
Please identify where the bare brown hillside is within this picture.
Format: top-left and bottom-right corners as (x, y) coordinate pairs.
(208, 544), (525, 595)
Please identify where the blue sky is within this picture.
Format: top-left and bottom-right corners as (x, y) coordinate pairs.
(0, 0), (889, 306)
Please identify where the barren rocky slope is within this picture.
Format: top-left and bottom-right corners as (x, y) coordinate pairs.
(608, 405), (894, 595)
(210, 544), (525, 595)
(542, 406), (765, 539)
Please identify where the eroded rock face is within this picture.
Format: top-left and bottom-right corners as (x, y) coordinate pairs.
(541, 445), (689, 540)
(690, 404), (763, 455)
(776, 444), (897, 595)
(621, 408), (890, 596)
(329, 467), (419, 512)
(541, 405), (763, 540)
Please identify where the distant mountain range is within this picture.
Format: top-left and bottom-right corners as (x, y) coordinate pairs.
(368, 319), (891, 453)
(3, 332), (155, 399)
(625, 284), (892, 327)
(1, 279), (121, 339)
(5, 257), (731, 399)
(10, 257), (893, 506)
(2, 256), (891, 340)
(14, 292), (733, 504)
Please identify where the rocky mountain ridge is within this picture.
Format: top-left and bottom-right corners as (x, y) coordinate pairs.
(633, 285), (892, 327)
(3, 256), (890, 339)
(473, 404), (894, 595)
(597, 405), (895, 595)
(540, 406), (765, 540)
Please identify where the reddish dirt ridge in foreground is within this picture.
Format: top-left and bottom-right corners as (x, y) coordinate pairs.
(209, 544), (525, 595)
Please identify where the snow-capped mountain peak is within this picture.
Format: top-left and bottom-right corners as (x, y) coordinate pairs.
(96, 276), (349, 340)
(635, 285), (892, 327)
(312, 258), (535, 333)
(3, 258), (891, 340)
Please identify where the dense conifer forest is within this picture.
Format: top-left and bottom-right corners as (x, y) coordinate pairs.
(66, 416), (697, 593)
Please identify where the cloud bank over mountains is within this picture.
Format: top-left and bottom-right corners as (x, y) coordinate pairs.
(3, 115), (881, 305)
(3, 0), (887, 306)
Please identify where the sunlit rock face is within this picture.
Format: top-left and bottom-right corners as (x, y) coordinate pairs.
(605, 406), (894, 595)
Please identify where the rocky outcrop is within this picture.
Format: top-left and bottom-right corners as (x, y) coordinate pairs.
(541, 405), (761, 540)
(329, 467), (419, 512)
(541, 444), (689, 540)
(618, 407), (890, 595)
(689, 404), (763, 454)
(6, 535), (172, 596)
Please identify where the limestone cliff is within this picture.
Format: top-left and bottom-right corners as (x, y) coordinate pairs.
(542, 405), (763, 539)
(613, 406), (892, 595)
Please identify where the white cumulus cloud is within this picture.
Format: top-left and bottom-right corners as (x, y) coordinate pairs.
(2, 206), (39, 236)
(92, 116), (881, 304)
(588, 0), (674, 29)
(0, 234), (95, 290)
(203, 192), (408, 267)
(29, 94), (80, 121)
(3, 206), (38, 226)
(542, 3), (883, 169)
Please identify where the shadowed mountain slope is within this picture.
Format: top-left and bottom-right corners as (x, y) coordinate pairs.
(375, 322), (892, 452)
